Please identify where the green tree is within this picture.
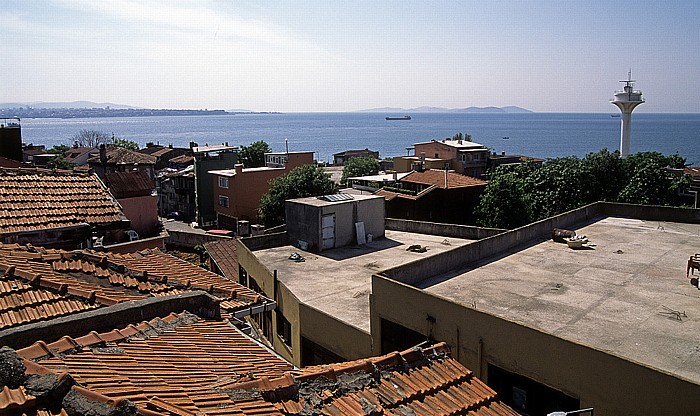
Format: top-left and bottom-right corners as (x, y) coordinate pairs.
(47, 144), (75, 170)
(341, 157), (380, 185)
(474, 149), (691, 229)
(112, 137), (139, 151)
(239, 140), (271, 168)
(259, 164), (338, 227)
(71, 129), (111, 147)
(451, 132), (472, 142)
(618, 152), (689, 205)
(475, 163), (534, 228)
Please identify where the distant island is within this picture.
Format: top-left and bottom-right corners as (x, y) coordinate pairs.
(0, 101), (277, 119)
(359, 105), (532, 113)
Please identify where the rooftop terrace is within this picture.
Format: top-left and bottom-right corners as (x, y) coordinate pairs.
(421, 216), (700, 383)
(253, 230), (474, 332)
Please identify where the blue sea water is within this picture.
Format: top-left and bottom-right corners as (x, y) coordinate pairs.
(17, 112), (700, 166)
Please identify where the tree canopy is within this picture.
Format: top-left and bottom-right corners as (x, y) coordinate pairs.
(112, 138), (139, 151)
(341, 157), (380, 185)
(475, 149), (690, 229)
(259, 164), (338, 227)
(239, 140), (271, 168)
(71, 129), (111, 147)
(451, 132), (472, 142)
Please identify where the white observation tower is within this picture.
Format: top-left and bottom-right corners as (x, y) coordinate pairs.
(611, 71), (644, 158)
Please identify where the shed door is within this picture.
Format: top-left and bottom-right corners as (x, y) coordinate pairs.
(321, 213), (335, 250)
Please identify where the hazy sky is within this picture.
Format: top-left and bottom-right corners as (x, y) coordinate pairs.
(1, 1), (698, 112)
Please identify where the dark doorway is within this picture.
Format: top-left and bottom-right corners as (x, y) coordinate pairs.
(488, 363), (580, 416)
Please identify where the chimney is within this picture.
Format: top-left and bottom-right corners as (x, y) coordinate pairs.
(99, 144), (107, 165)
(392, 171), (398, 181)
(234, 164), (244, 174)
(502, 151), (506, 156)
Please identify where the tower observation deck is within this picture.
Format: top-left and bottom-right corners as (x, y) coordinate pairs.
(611, 71), (644, 158)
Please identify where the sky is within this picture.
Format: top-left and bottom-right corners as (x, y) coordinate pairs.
(1, 1), (699, 112)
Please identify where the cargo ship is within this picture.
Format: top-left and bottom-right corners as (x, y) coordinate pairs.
(385, 115), (411, 120)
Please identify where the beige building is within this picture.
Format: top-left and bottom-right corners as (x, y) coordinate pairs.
(237, 201), (700, 415)
(394, 138), (490, 177)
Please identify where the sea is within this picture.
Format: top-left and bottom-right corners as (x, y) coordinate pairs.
(16, 112), (700, 166)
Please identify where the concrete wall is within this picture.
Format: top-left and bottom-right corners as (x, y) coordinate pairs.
(299, 303), (373, 362)
(370, 274), (700, 415)
(381, 203), (601, 286)
(103, 234), (167, 253)
(166, 229), (231, 249)
(119, 195), (159, 237)
(240, 232), (289, 251)
(286, 197), (384, 252)
(236, 238), (373, 366)
(285, 202), (322, 250)
(0, 291), (220, 349)
(600, 202), (700, 223)
(386, 218), (506, 240)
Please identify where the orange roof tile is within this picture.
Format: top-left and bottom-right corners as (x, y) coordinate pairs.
(401, 169), (487, 189)
(0, 244), (268, 330)
(0, 168), (127, 235)
(4, 312), (517, 416)
(88, 146), (156, 166)
(204, 239), (238, 280)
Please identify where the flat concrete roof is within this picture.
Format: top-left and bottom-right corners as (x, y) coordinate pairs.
(422, 217), (700, 383)
(288, 193), (383, 208)
(253, 230), (474, 333)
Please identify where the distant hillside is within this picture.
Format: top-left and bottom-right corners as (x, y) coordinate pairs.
(0, 101), (139, 109)
(359, 105), (532, 113)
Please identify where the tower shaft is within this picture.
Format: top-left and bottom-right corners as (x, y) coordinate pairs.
(611, 73), (644, 158)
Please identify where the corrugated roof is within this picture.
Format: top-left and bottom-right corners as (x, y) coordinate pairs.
(106, 170), (154, 198)
(204, 239), (238, 280)
(401, 169), (487, 189)
(168, 154), (194, 165)
(0, 168), (127, 234)
(4, 311), (517, 416)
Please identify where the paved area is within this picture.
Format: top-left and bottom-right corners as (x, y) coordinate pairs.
(423, 217), (700, 383)
(253, 230), (474, 333)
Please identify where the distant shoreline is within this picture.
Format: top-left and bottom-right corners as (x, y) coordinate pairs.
(0, 108), (280, 119)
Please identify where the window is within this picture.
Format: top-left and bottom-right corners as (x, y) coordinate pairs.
(277, 313), (292, 348)
(218, 176), (229, 188)
(218, 195), (229, 208)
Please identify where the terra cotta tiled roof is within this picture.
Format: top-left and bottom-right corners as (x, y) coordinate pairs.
(0, 168), (127, 234)
(0, 243), (268, 330)
(88, 146), (156, 166)
(106, 170), (154, 198)
(400, 169), (487, 189)
(204, 239), (238, 280)
(3, 311), (517, 416)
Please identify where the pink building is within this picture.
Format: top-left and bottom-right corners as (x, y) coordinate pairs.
(209, 151), (313, 229)
(395, 139), (490, 178)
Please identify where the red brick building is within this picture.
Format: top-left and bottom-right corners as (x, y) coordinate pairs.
(209, 151), (313, 228)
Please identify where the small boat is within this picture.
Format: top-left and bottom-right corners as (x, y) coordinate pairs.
(611, 114), (620, 118)
(386, 115), (411, 120)
(502, 136), (509, 140)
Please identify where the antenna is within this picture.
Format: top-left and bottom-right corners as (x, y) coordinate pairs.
(619, 69), (635, 88)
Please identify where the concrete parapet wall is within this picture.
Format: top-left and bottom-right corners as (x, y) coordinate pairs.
(240, 232), (288, 251)
(103, 234), (167, 253)
(0, 291), (221, 349)
(166, 229), (231, 248)
(601, 202), (700, 223)
(382, 203), (602, 286)
(386, 218), (505, 240)
(370, 274), (700, 415)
